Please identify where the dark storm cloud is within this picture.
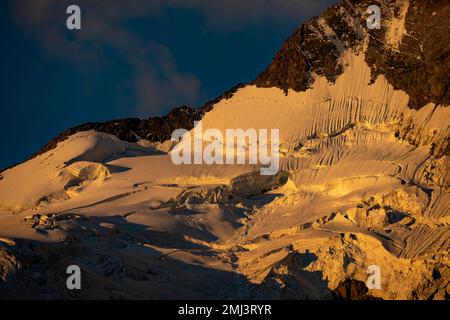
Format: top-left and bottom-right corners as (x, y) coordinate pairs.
(10, 0), (334, 115)
(10, 0), (202, 115)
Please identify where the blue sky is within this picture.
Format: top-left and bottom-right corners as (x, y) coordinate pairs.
(0, 0), (336, 169)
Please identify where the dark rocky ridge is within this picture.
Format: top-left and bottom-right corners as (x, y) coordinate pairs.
(0, 83), (245, 173)
(34, 83), (244, 159)
(33, 106), (204, 158)
(253, 0), (449, 109)
(34, 83), (245, 158)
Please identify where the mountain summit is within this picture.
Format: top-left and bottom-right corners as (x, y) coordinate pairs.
(254, 0), (449, 109)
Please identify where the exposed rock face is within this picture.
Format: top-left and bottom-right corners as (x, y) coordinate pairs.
(33, 106), (203, 158)
(0, 246), (20, 285)
(252, 2), (353, 93)
(253, 0), (450, 109)
(365, 0), (450, 108)
(333, 279), (381, 300)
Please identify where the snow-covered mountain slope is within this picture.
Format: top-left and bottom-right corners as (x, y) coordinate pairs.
(0, 0), (448, 299)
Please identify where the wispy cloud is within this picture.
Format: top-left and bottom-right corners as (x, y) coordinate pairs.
(10, 0), (333, 115)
